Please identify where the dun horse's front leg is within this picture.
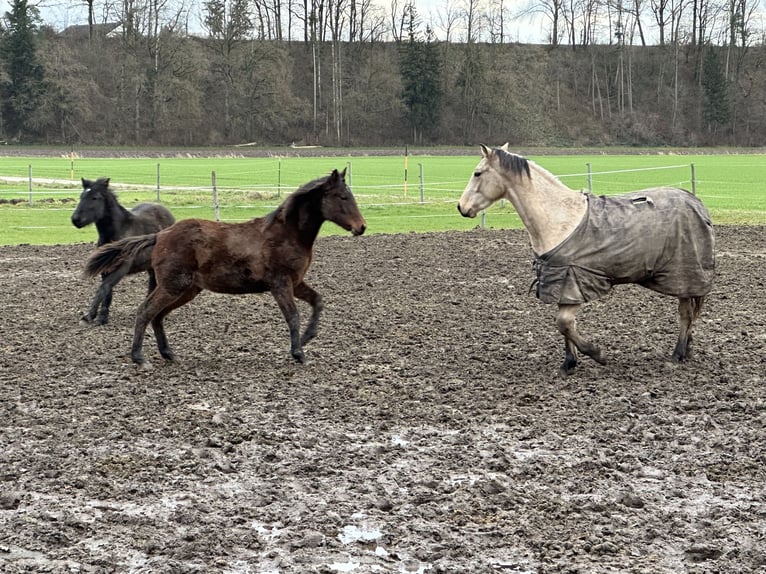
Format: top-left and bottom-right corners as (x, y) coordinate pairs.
(556, 304), (606, 376)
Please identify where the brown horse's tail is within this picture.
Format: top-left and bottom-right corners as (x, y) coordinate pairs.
(84, 234), (158, 277)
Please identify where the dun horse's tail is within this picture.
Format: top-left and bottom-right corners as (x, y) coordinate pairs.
(690, 295), (706, 320)
(84, 234), (158, 277)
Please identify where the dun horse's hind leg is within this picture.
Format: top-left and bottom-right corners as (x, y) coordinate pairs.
(294, 281), (324, 346)
(672, 296), (705, 362)
(556, 304), (607, 376)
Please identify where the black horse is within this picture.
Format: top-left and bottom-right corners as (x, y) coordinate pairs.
(72, 177), (175, 325)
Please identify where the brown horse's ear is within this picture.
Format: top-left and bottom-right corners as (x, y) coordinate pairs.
(99, 177), (110, 187)
(480, 144), (491, 158)
(81, 177), (89, 188)
(339, 167), (347, 179)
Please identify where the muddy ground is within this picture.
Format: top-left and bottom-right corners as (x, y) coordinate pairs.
(0, 225), (764, 573)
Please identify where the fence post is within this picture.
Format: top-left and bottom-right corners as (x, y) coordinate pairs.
(419, 163), (424, 203)
(587, 163), (593, 193)
(212, 171), (220, 221)
(156, 163), (161, 202)
(28, 165), (33, 206)
(346, 161), (352, 188)
(690, 163), (696, 195)
(481, 210), (486, 228)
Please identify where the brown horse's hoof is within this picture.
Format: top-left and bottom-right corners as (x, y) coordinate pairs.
(559, 364), (577, 378)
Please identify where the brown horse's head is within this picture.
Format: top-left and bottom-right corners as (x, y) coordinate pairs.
(321, 168), (367, 236)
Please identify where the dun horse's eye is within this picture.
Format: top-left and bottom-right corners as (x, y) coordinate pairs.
(474, 171), (482, 178)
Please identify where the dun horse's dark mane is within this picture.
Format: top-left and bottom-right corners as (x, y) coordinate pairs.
(494, 148), (531, 179)
(265, 173), (331, 225)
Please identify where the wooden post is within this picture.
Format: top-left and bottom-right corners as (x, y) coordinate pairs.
(212, 171), (220, 221)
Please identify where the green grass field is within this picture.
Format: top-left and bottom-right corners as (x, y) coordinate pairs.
(1, 150), (764, 246)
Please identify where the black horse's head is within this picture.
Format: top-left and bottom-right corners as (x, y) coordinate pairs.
(71, 178), (112, 228)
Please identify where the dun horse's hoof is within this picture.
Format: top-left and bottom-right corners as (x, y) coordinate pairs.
(589, 348), (607, 365)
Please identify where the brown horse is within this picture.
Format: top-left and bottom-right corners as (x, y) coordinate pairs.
(458, 145), (715, 376)
(85, 169), (366, 368)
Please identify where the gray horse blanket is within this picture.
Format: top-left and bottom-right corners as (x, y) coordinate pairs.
(533, 188), (715, 305)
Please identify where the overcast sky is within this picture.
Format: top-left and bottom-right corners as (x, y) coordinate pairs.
(1, 0), (549, 43)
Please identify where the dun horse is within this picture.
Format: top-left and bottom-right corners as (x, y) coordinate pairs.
(85, 169), (366, 368)
(72, 178), (175, 324)
(458, 145), (716, 376)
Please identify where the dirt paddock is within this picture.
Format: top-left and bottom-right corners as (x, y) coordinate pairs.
(1, 226), (764, 573)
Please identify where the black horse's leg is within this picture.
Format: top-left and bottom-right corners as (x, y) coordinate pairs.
(555, 304), (606, 375)
(294, 281), (323, 346)
(672, 296), (705, 363)
(82, 266), (127, 324)
(271, 281), (304, 363)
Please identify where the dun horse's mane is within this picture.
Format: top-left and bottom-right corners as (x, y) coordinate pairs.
(265, 173), (331, 225)
(493, 148), (531, 179)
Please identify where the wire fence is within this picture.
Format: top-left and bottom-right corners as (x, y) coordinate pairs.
(5, 156), (755, 242)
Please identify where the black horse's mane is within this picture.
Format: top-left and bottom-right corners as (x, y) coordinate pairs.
(494, 148), (531, 179)
(264, 172), (336, 225)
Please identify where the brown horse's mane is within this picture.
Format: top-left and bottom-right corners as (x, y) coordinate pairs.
(494, 148), (531, 179)
(264, 173), (333, 226)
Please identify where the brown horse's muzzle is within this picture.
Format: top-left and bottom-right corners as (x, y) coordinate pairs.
(352, 221), (367, 236)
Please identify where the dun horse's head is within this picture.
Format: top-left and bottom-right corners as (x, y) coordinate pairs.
(323, 168), (367, 236)
(457, 143), (516, 218)
(71, 178), (111, 228)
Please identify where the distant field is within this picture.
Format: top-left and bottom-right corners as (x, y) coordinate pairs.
(1, 151), (764, 246)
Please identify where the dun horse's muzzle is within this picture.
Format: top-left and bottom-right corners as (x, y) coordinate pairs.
(457, 203), (473, 218)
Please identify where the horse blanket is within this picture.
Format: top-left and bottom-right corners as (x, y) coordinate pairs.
(533, 188), (716, 305)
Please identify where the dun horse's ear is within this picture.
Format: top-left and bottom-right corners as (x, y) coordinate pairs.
(500, 142), (510, 152)
(480, 144), (491, 158)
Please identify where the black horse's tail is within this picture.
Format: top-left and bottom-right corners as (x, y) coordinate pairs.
(84, 234), (158, 278)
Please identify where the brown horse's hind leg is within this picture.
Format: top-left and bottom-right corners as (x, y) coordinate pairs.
(556, 304), (606, 375)
(672, 296), (705, 362)
(294, 281), (324, 346)
(151, 287), (202, 362)
(131, 283), (196, 367)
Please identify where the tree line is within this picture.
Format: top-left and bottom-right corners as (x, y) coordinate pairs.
(0, 0), (764, 147)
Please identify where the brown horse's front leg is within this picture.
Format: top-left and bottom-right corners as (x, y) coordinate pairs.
(556, 304), (606, 375)
(271, 283), (304, 363)
(294, 281), (324, 346)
